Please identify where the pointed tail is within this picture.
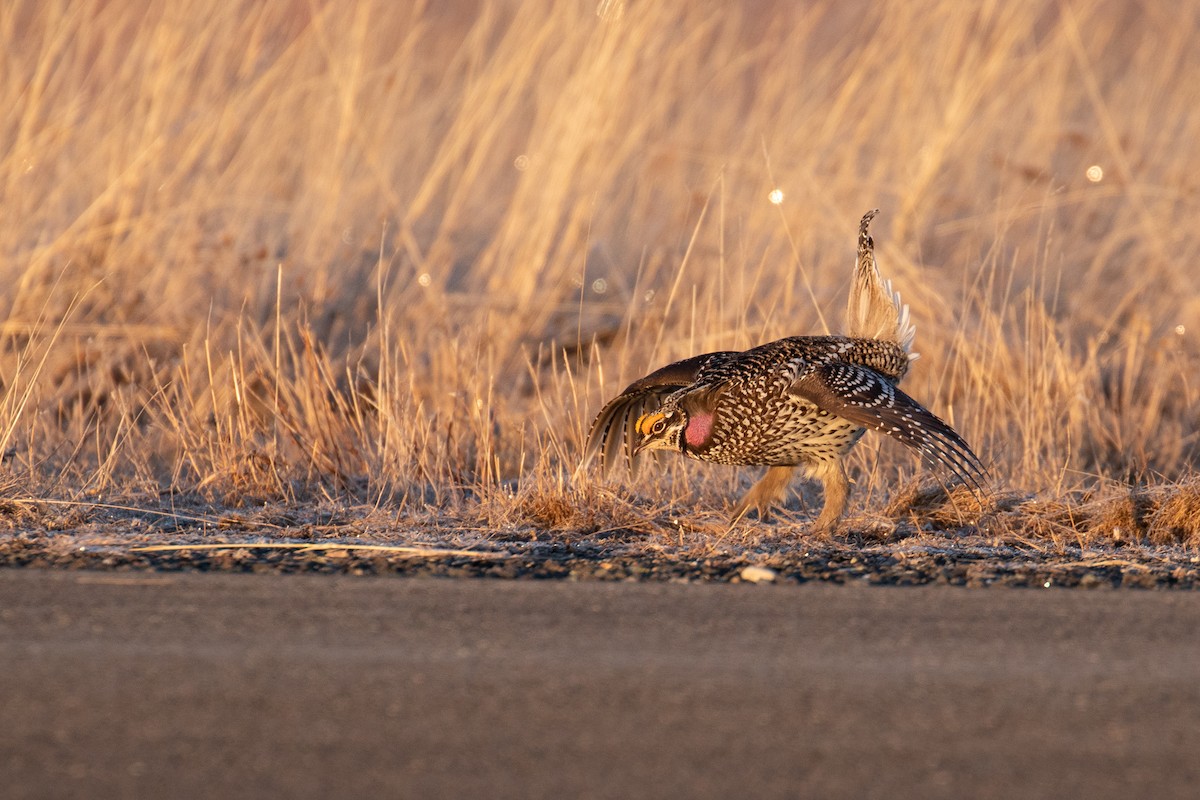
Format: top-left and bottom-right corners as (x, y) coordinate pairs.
(846, 210), (917, 358)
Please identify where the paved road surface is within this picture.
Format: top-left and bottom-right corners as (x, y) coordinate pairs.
(2, 569), (1198, 799)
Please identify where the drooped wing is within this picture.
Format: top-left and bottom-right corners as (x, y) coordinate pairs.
(580, 352), (733, 475)
(791, 362), (987, 493)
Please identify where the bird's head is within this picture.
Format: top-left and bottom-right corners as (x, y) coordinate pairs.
(633, 409), (687, 456)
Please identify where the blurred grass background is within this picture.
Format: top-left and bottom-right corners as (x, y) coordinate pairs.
(1, 0), (1198, 543)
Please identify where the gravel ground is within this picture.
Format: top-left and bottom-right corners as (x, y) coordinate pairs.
(2, 533), (1197, 588)
(1, 492), (1196, 588)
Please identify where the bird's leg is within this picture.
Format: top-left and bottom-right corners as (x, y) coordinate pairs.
(731, 466), (797, 523)
(809, 460), (851, 536)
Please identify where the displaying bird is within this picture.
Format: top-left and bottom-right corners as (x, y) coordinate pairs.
(580, 210), (985, 533)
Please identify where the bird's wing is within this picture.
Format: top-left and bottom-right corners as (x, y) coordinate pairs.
(790, 362), (987, 492)
(581, 353), (733, 475)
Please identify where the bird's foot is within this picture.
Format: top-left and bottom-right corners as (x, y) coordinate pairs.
(729, 466), (797, 525)
(730, 495), (773, 524)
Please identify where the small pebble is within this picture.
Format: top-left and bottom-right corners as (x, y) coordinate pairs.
(740, 565), (778, 584)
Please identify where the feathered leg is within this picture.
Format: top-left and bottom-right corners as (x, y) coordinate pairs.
(731, 466), (797, 523)
(809, 460), (850, 536)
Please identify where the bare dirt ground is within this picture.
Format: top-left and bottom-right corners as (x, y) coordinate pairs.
(1, 496), (1197, 588)
(4, 570), (1199, 800)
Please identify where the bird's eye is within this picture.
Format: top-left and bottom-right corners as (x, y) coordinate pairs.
(651, 419), (666, 435)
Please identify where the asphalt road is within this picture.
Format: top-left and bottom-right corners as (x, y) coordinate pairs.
(2, 570), (1198, 799)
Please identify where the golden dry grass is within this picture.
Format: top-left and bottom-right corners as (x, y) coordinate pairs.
(2, 0), (1200, 555)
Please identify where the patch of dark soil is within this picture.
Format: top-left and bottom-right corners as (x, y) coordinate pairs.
(1, 535), (1197, 588)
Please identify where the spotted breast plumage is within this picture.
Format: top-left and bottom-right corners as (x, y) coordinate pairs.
(580, 210), (986, 533)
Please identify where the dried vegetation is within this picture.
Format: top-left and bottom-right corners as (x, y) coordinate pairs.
(2, 0), (1200, 575)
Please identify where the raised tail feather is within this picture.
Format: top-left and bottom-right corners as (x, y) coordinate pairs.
(847, 210), (916, 357)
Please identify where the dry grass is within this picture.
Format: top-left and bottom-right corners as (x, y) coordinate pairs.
(2, 0), (1200, 560)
